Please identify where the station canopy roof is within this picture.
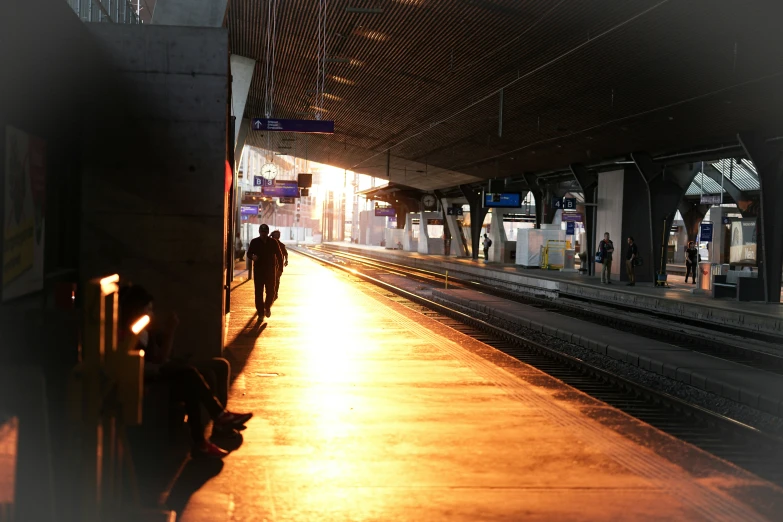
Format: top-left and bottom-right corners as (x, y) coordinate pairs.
(685, 159), (760, 196)
(231, 0), (783, 191)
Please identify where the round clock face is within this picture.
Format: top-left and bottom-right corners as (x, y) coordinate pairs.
(422, 194), (436, 209)
(261, 163), (278, 180)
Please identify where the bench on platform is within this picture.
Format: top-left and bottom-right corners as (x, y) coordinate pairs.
(712, 270), (765, 301)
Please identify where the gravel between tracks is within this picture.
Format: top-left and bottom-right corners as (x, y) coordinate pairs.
(428, 292), (783, 437)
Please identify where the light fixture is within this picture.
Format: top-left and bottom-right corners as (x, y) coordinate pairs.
(355, 28), (387, 41)
(323, 93), (342, 101)
(131, 315), (151, 335)
(330, 75), (355, 85)
(310, 106), (329, 113)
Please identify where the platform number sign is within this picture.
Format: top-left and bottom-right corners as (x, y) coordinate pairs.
(700, 223), (713, 242)
(553, 198), (577, 210)
(254, 176), (263, 187)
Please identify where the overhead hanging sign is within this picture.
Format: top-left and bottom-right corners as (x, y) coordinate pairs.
(700, 194), (721, 205)
(240, 204), (259, 216)
(279, 197), (296, 204)
(446, 207), (464, 216)
(375, 207), (396, 217)
(562, 213), (583, 222)
(262, 180), (299, 198)
(484, 192), (522, 208)
(251, 118), (335, 134)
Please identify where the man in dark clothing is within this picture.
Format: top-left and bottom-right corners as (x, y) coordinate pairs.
(626, 236), (638, 286)
(247, 224), (284, 318)
(119, 285), (252, 458)
(599, 232), (615, 284)
(685, 241), (699, 284)
(270, 230), (289, 301)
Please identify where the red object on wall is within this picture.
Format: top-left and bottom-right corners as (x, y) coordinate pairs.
(53, 282), (76, 309)
(225, 160), (232, 192)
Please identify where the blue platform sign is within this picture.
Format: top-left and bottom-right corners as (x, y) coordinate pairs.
(563, 197), (577, 210)
(484, 192), (522, 208)
(700, 222), (713, 242)
(262, 180), (299, 198)
(251, 118), (335, 134)
(240, 204), (258, 216)
(375, 207), (396, 217)
(552, 198), (563, 209)
(566, 222), (575, 235)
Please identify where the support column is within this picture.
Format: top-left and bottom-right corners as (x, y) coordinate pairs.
(440, 199), (468, 256)
(489, 208), (513, 263)
(418, 212), (430, 254)
(461, 185), (488, 260)
(234, 118), (250, 170)
(403, 212), (415, 251)
(632, 152), (698, 283)
(738, 132), (783, 303)
(570, 164), (597, 276)
(230, 55), (256, 146)
(678, 201), (709, 245)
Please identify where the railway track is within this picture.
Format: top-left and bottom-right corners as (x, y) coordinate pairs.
(314, 244), (783, 374)
(294, 245), (783, 488)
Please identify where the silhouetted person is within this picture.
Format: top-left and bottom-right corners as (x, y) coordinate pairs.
(270, 230), (289, 301)
(625, 236), (638, 286)
(482, 233), (492, 262)
(247, 224), (283, 318)
(599, 232), (614, 284)
(685, 241), (699, 284)
(119, 284), (252, 458)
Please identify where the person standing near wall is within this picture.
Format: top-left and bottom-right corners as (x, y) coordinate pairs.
(599, 232), (615, 284)
(482, 233), (492, 262)
(625, 236), (638, 286)
(685, 241), (699, 284)
(247, 224), (284, 318)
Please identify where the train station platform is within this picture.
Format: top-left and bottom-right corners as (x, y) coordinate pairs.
(168, 251), (779, 521)
(322, 243), (783, 340)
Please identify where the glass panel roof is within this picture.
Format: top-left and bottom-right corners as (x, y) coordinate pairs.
(685, 159), (759, 196)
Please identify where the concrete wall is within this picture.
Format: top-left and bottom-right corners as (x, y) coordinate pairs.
(596, 169), (625, 276)
(620, 167), (653, 282)
(83, 24), (229, 358)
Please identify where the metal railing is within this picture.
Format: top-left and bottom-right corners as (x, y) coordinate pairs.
(67, 0), (142, 24)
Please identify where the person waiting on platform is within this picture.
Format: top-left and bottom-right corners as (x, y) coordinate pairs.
(598, 232), (615, 284)
(119, 285), (252, 458)
(270, 230), (289, 301)
(247, 224), (284, 318)
(234, 232), (245, 262)
(625, 236), (638, 287)
(482, 234), (492, 262)
(685, 241), (700, 284)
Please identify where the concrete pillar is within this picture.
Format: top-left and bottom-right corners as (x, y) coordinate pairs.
(230, 55), (255, 145)
(234, 118), (250, 170)
(418, 212), (430, 254)
(489, 208), (514, 263)
(403, 213), (414, 251)
(460, 185), (488, 260)
(152, 0), (228, 27)
(739, 132), (783, 302)
(83, 24), (229, 358)
(441, 199), (468, 256)
(571, 164), (598, 276)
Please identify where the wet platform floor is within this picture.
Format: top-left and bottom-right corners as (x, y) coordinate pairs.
(172, 252), (782, 521)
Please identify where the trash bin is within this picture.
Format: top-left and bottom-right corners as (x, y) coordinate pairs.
(699, 262), (714, 292)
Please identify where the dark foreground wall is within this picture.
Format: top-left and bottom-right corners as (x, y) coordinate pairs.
(83, 24), (230, 359)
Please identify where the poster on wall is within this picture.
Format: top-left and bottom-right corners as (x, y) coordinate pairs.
(729, 218), (757, 265)
(3, 126), (46, 301)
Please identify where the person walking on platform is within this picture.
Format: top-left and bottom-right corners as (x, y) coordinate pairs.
(482, 233), (492, 262)
(270, 230), (289, 301)
(599, 232), (615, 284)
(119, 285), (253, 458)
(625, 236), (638, 286)
(685, 241), (699, 284)
(248, 223), (284, 318)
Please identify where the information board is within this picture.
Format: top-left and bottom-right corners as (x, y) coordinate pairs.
(562, 213), (583, 222)
(566, 222), (575, 235)
(375, 207), (396, 217)
(699, 222), (713, 242)
(240, 204), (259, 216)
(484, 192), (522, 208)
(262, 180), (299, 198)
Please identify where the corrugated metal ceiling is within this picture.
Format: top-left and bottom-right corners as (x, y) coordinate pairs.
(227, 0), (783, 190)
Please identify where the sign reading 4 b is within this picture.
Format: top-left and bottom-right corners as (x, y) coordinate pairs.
(552, 197), (577, 210)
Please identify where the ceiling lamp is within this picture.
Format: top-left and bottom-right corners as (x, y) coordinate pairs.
(330, 75), (355, 85)
(326, 57), (351, 63)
